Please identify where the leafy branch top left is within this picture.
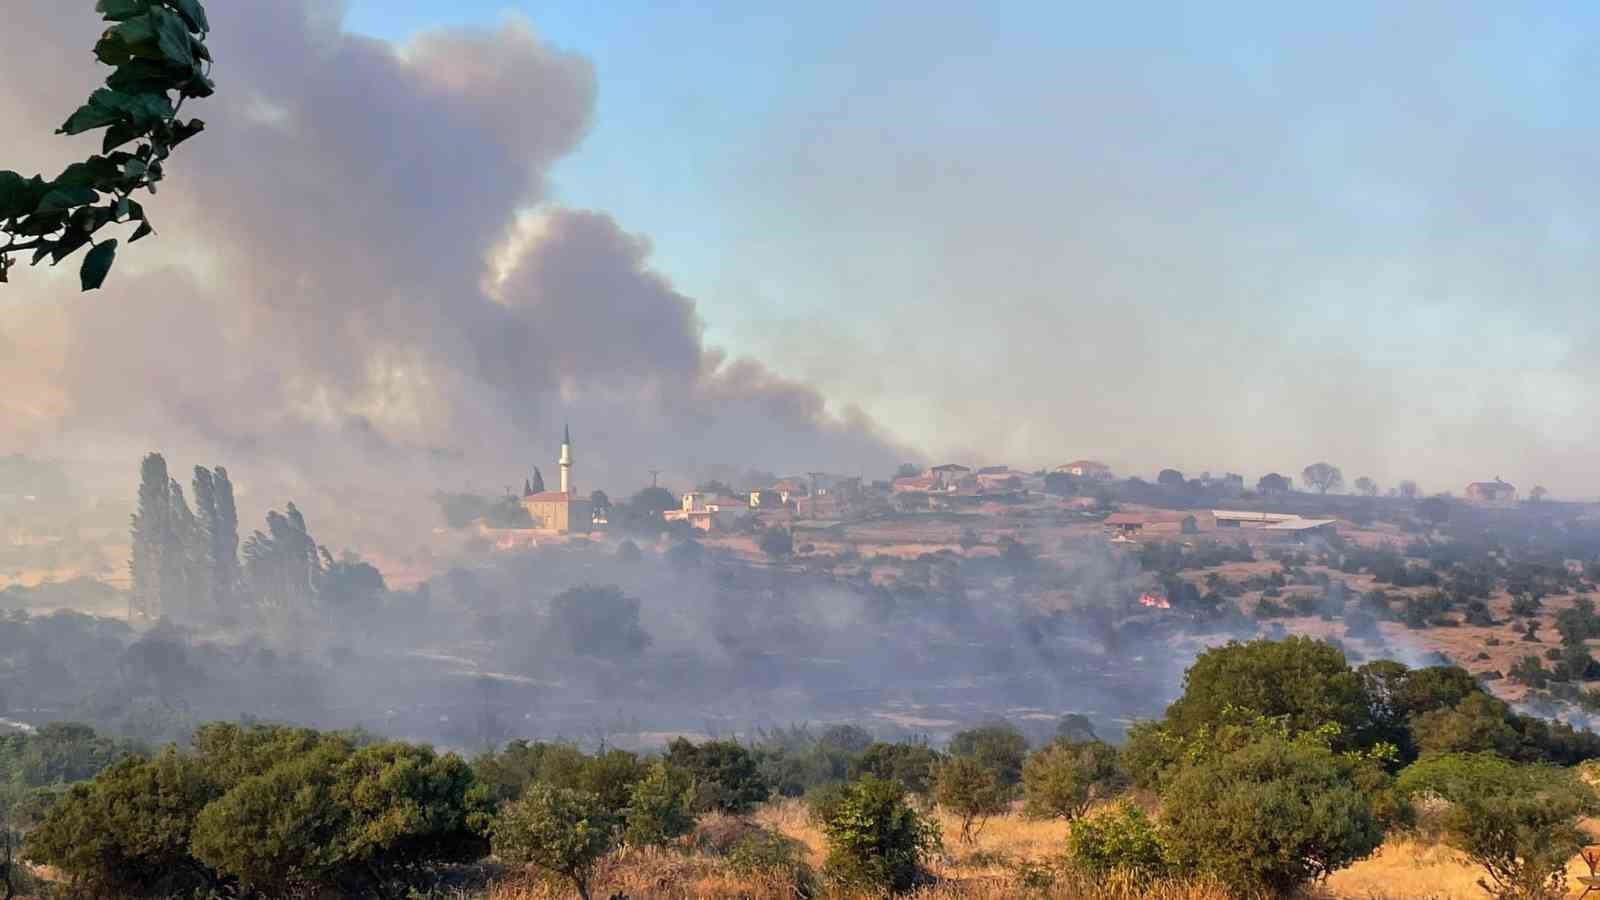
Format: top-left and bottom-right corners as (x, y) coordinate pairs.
(0, 0), (214, 291)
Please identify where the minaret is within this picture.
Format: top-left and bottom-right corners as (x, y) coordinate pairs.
(559, 425), (573, 495)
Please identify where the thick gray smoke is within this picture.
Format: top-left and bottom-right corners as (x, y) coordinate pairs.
(0, 3), (906, 524)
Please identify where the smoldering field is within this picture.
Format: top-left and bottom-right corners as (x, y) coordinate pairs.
(0, 527), (1194, 751)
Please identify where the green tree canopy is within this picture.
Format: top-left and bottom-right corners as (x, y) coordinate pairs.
(0, 0), (214, 290)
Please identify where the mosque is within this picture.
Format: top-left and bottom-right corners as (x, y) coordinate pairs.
(520, 426), (593, 534)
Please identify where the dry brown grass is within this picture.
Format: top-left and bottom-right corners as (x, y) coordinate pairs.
(491, 802), (1560, 900)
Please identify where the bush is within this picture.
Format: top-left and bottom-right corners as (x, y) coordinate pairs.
(1163, 637), (1369, 751)
(852, 741), (940, 796)
(946, 722), (1028, 787)
(189, 740), (488, 898)
(622, 760), (694, 848)
(1160, 734), (1383, 894)
(819, 776), (940, 893)
(1396, 753), (1599, 899)
(1067, 803), (1167, 883)
(933, 756), (1009, 843)
(1021, 740), (1127, 820)
(491, 783), (619, 900)
(760, 527), (795, 560)
(664, 738), (770, 814)
(727, 829), (815, 887)
(24, 749), (221, 897)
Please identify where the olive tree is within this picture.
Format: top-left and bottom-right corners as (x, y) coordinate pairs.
(819, 776), (940, 893)
(1161, 734), (1383, 895)
(1302, 462), (1345, 495)
(933, 756), (1009, 843)
(1396, 753), (1598, 899)
(491, 784), (619, 900)
(0, 0), (214, 290)
(1021, 740), (1127, 820)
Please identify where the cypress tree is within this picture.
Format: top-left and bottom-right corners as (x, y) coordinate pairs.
(192, 467), (242, 621)
(531, 468), (546, 494)
(129, 453), (172, 621)
(167, 478), (204, 618)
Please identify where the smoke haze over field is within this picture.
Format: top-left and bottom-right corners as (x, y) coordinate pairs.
(0, 2), (904, 506)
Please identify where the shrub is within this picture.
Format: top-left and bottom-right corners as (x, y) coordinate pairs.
(491, 783), (619, 900)
(664, 738), (770, 814)
(1160, 734), (1383, 895)
(819, 776), (940, 893)
(760, 527), (794, 560)
(1067, 803), (1167, 883)
(852, 741), (940, 796)
(727, 829), (815, 888)
(622, 760), (694, 848)
(24, 749), (221, 897)
(1021, 739), (1127, 820)
(1162, 637), (1369, 751)
(190, 740), (488, 897)
(933, 756), (1009, 842)
(1396, 753), (1599, 899)
(946, 722), (1028, 787)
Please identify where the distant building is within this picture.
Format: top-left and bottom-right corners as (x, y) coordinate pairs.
(1055, 460), (1114, 481)
(666, 491), (745, 532)
(520, 426), (593, 534)
(1465, 479), (1518, 506)
(976, 469), (1023, 492)
(1104, 512), (1150, 535)
(892, 475), (937, 493)
(1213, 510), (1336, 541)
(749, 489), (789, 510)
(928, 464), (972, 491)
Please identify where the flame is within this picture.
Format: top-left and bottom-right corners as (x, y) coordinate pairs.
(1138, 593), (1171, 610)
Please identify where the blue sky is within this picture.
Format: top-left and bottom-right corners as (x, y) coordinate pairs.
(337, 1), (1600, 494)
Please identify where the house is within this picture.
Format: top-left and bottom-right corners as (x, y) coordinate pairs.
(1104, 512), (1150, 535)
(976, 468), (1023, 492)
(1055, 460), (1114, 481)
(928, 464), (972, 491)
(810, 474), (863, 498)
(1213, 510), (1303, 528)
(1102, 511), (1194, 536)
(749, 489), (789, 510)
(1212, 510), (1338, 541)
(1465, 479), (1518, 506)
(892, 475), (937, 494)
(664, 491), (745, 532)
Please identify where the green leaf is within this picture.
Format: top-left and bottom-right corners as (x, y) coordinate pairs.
(170, 118), (206, 147)
(151, 9), (194, 67)
(14, 211), (67, 237)
(102, 121), (142, 153)
(36, 186), (99, 214)
(111, 15), (160, 56)
(94, 32), (134, 67)
(59, 90), (123, 135)
(80, 240), (118, 291)
(171, 0), (210, 34)
(129, 220), (154, 242)
(54, 157), (123, 190)
(106, 57), (187, 93)
(0, 171), (39, 219)
(96, 0), (150, 21)
(52, 230), (92, 264)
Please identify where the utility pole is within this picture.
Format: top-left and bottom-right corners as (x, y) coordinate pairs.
(649, 470), (662, 488)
